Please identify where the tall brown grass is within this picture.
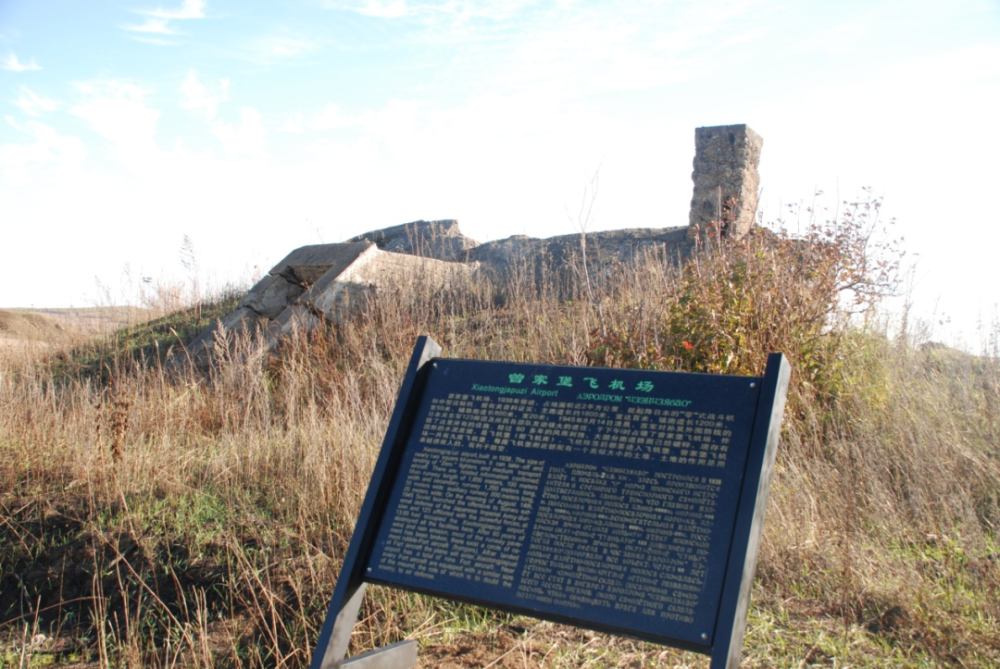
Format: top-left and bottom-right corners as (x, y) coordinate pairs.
(1, 206), (998, 667)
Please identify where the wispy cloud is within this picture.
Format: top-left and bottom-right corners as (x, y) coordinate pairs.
(336, 0), (413, 19)
(233, 34), (321, 65)
(2, 53), (42, 72)
(144, 0), (206, 19)
(13, 87), (58, 116)
(122, 0), (206, 43)
(316, 0), (775, 100)
(131, 36), (182, 46)
(122, 17), (177, 35)
(264, 37), (316, 58)
(322, 0), (538, 21)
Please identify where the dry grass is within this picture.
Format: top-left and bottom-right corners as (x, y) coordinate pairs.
(1, 213), (998, 668)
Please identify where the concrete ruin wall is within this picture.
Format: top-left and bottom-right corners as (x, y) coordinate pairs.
(184, 124), (764, 362)
(688, 124), (763, 240)
(348, 219), (478, 261)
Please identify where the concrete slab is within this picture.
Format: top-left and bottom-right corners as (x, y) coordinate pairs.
(184, 306), (255, 359)
(267, 242), (372, 284)
(263, 305), (322, 346)
(302, 245), (380, 321)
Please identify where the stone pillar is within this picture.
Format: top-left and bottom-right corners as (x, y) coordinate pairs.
(688, 124), (763, 241)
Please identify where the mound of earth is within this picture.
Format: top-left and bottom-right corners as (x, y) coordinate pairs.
(0, 307), (155, 351)
(26, 307), (152, 335)
(0, 309), (72, 349)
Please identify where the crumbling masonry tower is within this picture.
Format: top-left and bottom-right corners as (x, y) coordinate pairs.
(688, 124), (763, 241)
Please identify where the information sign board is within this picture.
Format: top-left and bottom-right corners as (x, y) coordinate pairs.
(310, 337), (790, 669)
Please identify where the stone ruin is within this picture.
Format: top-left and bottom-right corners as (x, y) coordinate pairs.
(688, 124), (763, 240)
(185, 237), (476, 362)
(185, 124), (762, 362)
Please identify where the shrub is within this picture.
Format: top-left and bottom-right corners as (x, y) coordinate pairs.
(587, 192), (902, 407)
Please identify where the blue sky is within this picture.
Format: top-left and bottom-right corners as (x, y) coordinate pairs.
(2, 0), (999, 346)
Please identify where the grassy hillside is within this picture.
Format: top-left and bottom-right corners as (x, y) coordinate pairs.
(1, 208), (998, 668)
(43, 290), (244, 382)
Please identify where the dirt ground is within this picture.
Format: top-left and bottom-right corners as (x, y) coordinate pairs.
(415, 623), (707, 668)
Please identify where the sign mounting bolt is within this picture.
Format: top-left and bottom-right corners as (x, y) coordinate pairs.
(749, 382), (756, 388)
(701, 633), (708, 640)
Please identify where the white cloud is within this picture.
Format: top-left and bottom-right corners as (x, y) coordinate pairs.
(71, 81), (161, 164)
(178, 72), (266, 158)
(279, 112), (304, 133)
(13, 88), (58, 116)
(211, 108), (266, 158)
(180, 70), (229, 119)
(311, 103), (354, 129)
(362, 99), (422, 138)
(280, 103), (357, 132)
(281, 100), (427, 138)
(0, 118), (87, 186)
(2, 53), (42, 72)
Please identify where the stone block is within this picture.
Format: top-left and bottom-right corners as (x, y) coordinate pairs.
(185, 307), (251, 353)
(688, 124), (763, 240)
(240, 274), (305, 319)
